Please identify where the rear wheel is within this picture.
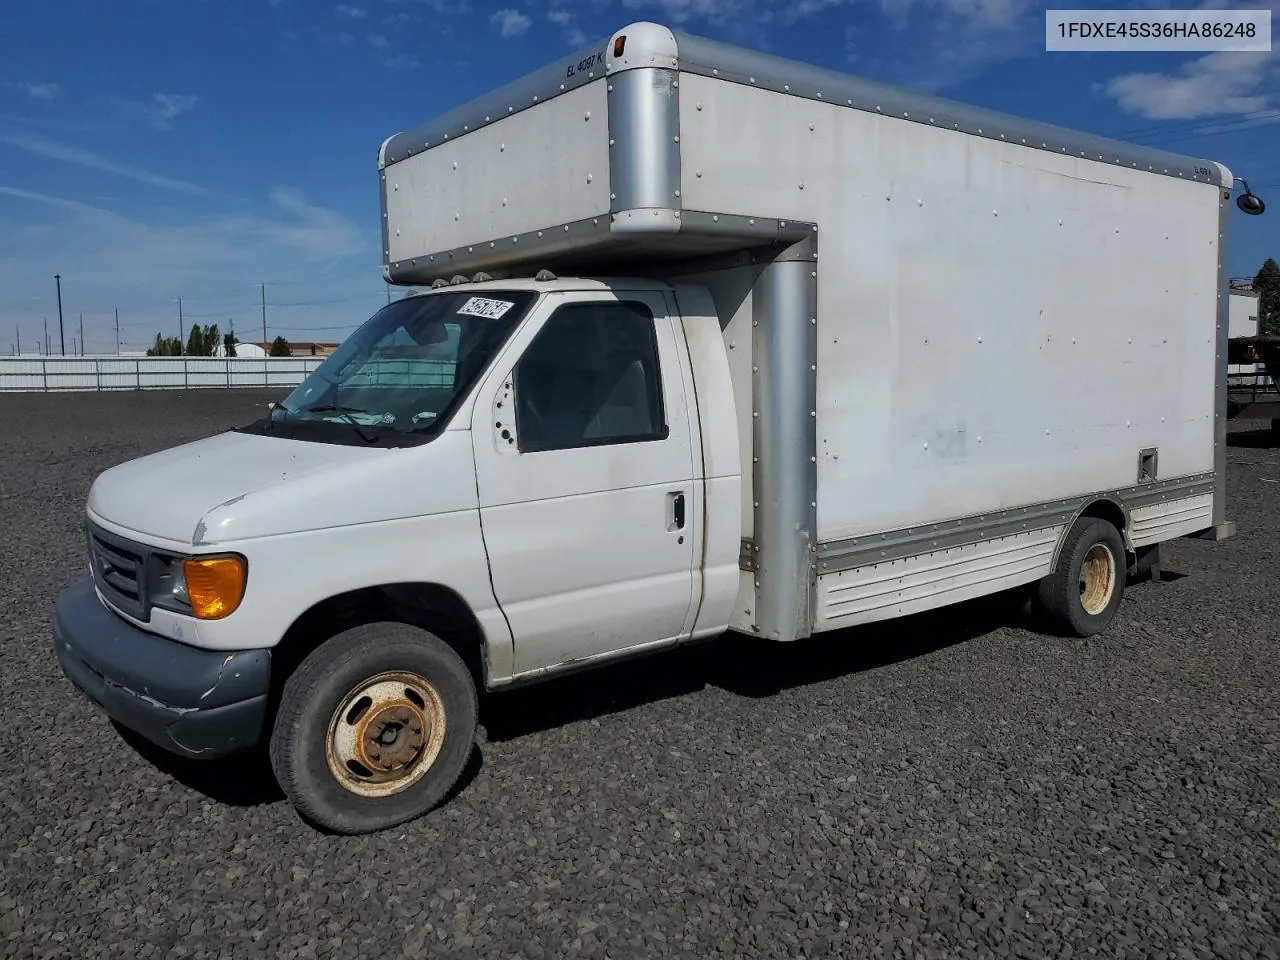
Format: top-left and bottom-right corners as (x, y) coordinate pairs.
(1037, 517), (1126, 637)
(268, 621), (477, 835)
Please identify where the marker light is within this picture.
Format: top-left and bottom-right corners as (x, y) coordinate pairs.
(613, 36), (626, 58)
(182, 555), (247, 620)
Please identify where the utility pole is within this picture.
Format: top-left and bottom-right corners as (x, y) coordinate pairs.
(79, 312), (84, 355)
(43, 317), (48, 354)
(15, 325), (20, 355)
(54, 273), (65, 355)
(260, 283), (267, 348)
(114, 308), (120, 354)
(177, 297), (184, 353)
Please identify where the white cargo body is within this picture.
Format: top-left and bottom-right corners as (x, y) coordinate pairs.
(381, 21), (1233, 642)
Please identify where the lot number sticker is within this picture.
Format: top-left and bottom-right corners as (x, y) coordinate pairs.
(457, 297), (515, 319)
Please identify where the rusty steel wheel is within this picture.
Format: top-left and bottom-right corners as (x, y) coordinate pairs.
(1078, 543), (1117, 617)
(1037, 516), (1126, 638)
(269, 621), (478, 835)
(325, 671), (447, 799)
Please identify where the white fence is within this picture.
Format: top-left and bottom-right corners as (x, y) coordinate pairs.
(0, 356), (326, 392)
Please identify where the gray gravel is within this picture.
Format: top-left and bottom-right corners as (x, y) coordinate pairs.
(2, 388), (1279, 960)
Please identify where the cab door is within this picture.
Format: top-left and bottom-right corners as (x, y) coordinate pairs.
(470, 288), (698, 676)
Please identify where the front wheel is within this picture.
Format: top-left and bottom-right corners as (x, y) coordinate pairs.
(1036, 517), (1126, 637)
(268, 621), (478, 835)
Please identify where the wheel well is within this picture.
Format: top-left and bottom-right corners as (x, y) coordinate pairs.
(1077, 498), (1128, 537)
(267, 583), (487, 709)
(1069, 497), (1132, 562)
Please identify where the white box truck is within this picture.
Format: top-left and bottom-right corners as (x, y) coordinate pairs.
(52, 22), (1265, 834)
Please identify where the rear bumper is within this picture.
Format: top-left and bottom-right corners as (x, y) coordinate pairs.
(51, 577), (271, 759)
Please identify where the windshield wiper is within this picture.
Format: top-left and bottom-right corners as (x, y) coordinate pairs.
(299, 404), (380, 443)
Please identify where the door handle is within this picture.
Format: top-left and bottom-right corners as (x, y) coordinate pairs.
(668, 491), (686, 532)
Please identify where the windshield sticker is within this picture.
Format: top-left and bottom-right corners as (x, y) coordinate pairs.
(457, 297), (515, 319)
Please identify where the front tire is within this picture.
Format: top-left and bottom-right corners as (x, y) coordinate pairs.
(268, 621), (478, 835)
(1037, 517), (1126, 638)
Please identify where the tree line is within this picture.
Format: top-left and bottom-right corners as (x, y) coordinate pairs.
(1255, 258), (1280, 336)
(147, 323), (294, 357)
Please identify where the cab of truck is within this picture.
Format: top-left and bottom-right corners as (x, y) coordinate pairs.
(53, 274), (744, 835)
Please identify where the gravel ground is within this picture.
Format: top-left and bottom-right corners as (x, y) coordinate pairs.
(2, 388), (1278, 960)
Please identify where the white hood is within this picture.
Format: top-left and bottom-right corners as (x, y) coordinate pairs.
(87, 427), (480, 548)
(87, 430), (392, 546)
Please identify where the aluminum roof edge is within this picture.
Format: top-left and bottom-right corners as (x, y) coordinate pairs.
(670, 28), (1230, 189)
(380, 20), (1230, 189)
(380, 35), (612, 168)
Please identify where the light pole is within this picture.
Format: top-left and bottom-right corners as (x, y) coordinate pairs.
(54, 274), (65, 355)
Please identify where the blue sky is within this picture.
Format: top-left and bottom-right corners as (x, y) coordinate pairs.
(1, 0), (1277, 354)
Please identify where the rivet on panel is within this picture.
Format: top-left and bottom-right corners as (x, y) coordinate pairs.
(697, 102), (703, 111)
(585, 112), (591, 120)
(750, 76), (756, 83)
(809, 123), (815, 131)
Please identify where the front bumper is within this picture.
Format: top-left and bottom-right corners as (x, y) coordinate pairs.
(51, 577), (271, 759)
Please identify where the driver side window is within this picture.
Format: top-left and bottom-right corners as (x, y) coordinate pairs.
(514, 301), (668, 453)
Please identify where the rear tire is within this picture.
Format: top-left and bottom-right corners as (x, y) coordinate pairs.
(1037, 517), (1126, 638)
(268, 621), (477, 835)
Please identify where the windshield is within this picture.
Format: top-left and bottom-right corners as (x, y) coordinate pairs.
(243, 289), (537, 446)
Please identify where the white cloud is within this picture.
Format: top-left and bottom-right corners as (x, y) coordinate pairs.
(384, 54), (421, 70)
(1105, 50), (1278, 120)
(611, 0), (1039, 82)
(112, 92), (199, 130)
(0, 132), (209, 195)
(334, 3), (367, 18)
(548, 6), (586, 45)
(491, 8), (532, 37)
(367, 32), (389, 48)
(20, 82), (60, 102)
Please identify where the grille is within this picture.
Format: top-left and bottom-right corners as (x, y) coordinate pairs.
(87, 522), (150, 621)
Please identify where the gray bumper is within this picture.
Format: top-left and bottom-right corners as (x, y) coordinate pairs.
(51, 577), (271, 759)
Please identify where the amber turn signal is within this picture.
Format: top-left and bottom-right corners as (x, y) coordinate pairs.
(182, 555), (246, 620)
(613, 35), (626, 58)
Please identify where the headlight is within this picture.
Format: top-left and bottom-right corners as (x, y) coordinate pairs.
(149, 553), (246, 620)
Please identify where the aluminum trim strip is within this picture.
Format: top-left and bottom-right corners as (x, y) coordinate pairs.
(817, 473), (1215, 573)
